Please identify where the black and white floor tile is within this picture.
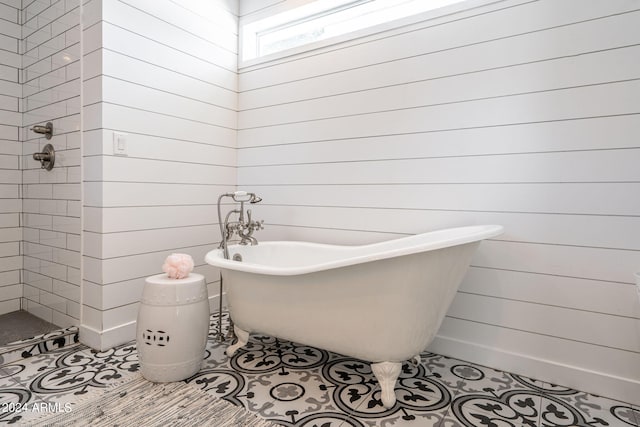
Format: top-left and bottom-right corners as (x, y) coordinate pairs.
(0, 312), (638, 426)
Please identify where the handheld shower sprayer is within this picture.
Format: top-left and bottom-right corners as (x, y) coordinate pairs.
(228, 191), (262, 204)
(231, 190), (248, 199)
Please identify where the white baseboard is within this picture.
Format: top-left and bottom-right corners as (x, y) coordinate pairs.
(80, 293), (225, 351)
(428, 334), (640, 406)
(79, 322), (137, 352)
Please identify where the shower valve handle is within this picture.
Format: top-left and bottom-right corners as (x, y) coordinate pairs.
(32, 144), (55, 171)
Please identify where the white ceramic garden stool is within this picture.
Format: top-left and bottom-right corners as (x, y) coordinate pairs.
(137, 273), (209, 382)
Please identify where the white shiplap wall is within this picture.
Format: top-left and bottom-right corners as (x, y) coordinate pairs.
(80, 0), (238, 350)
(21, 0), (81, 327)
(237, 0), (640, 405)
(0, 0), (21, 316)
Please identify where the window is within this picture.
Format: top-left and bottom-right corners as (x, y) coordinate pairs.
(241, 0), (472, 64)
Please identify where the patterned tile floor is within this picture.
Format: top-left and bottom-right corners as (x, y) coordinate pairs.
(0, 312), (638, 426)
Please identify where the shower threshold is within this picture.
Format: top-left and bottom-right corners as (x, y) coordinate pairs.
(0, 311), (78, 366)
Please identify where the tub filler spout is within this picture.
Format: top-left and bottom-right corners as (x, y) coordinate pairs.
(237, 209), (263, 246)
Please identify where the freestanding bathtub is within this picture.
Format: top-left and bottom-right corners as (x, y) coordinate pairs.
(205, 224), (503, 408)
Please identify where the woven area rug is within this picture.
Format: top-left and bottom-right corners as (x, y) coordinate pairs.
(32, 374), (279, 427)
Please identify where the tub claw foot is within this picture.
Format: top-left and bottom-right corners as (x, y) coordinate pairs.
(226, 326), (249, 357)
(411, 355), (421, 367)
(371, 361), (401, 409)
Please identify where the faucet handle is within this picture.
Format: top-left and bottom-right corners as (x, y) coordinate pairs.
(32, 143), (55, 171)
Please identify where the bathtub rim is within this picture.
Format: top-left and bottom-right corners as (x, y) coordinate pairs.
(205, 224), (503, 276)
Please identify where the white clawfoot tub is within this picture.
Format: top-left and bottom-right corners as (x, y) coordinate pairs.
(205, 225), (503, 408)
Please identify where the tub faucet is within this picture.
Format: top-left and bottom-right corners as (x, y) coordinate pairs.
(237, 208), (264, 245)
(215, 191), (263, 342)
(217, 192), (264, 258)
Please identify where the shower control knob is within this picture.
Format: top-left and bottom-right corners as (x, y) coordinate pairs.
(32, 143), (55, 171)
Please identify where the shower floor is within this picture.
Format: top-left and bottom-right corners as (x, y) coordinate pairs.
(0, 311), (58, 346)
(0, 311), (637, 426)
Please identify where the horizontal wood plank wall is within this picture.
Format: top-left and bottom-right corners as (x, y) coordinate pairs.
(0, 0), (21, 316)
(80, 0), (238, 349)
(20, 0), (81, 327)
(237, 0), (640, 404)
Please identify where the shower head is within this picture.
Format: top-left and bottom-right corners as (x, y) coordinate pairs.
(250, 195), (262, 204)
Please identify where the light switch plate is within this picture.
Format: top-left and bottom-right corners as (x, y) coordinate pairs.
(113, 132), (128, 156)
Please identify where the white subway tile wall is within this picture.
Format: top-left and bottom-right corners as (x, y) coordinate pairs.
(0, 0), (22, 316)
(236, 0), (640, 405)
(20, 0), (81, 327)
(80, 0), (238, 349)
